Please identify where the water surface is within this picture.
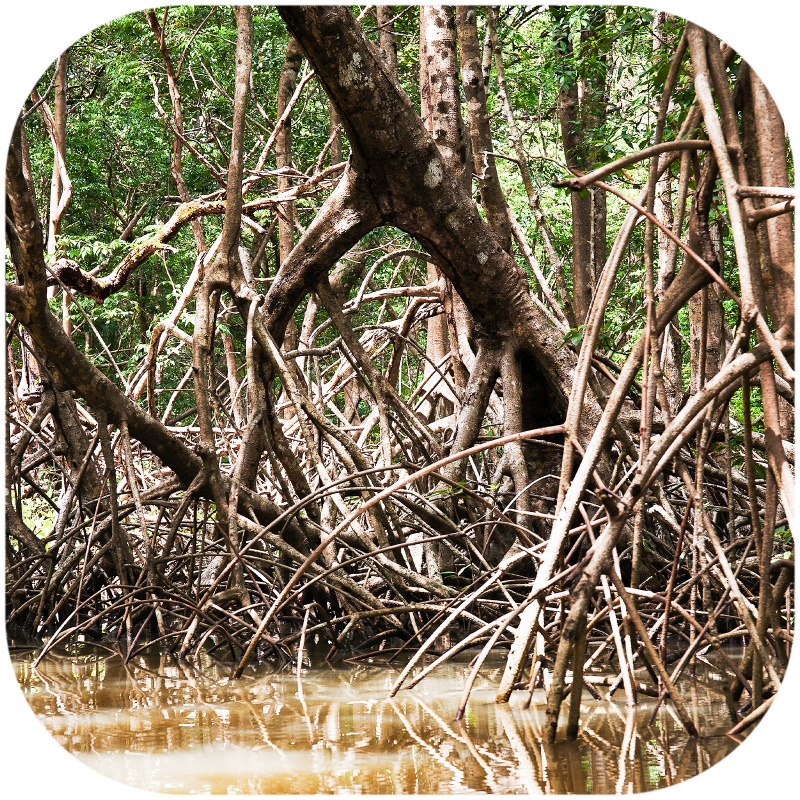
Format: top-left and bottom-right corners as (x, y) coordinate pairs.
(14, 648), (747, 794)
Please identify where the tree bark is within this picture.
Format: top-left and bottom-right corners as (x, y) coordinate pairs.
(375, 7), (398, 75)
(456, 7), (512, 253)
(276, 6), (583, 436)
(276, 34), (304, 355)
(551, 8), (610, 323)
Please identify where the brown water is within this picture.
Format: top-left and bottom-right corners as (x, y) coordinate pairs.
(14, 648), (746, 794)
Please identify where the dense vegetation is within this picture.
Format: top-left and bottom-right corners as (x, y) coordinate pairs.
(5, 5), (794, 742)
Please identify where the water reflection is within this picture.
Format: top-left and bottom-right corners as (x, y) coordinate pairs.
(14, 649), (745, 794)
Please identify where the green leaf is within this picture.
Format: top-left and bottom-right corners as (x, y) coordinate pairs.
(562, 325), (585, 347)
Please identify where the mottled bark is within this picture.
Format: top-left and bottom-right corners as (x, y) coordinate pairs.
(456, 6), (512, 253)
(375, 7), (398, 75)
(328, 103), (343, 164)
(419, 6), (470, 188)
(418, 7), (453, 424)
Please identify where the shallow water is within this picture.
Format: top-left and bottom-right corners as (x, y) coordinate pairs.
(14, 648), (747, 794)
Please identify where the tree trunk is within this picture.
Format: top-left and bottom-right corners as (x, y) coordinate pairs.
(456, 7), (513, 254)
(552, 8), (610, 323)
(276, 34), (304, 356)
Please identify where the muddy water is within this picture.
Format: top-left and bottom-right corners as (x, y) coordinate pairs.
(14, 648), (746, 794)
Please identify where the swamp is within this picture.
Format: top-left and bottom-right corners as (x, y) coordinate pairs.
(3, 3), (795, 795)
